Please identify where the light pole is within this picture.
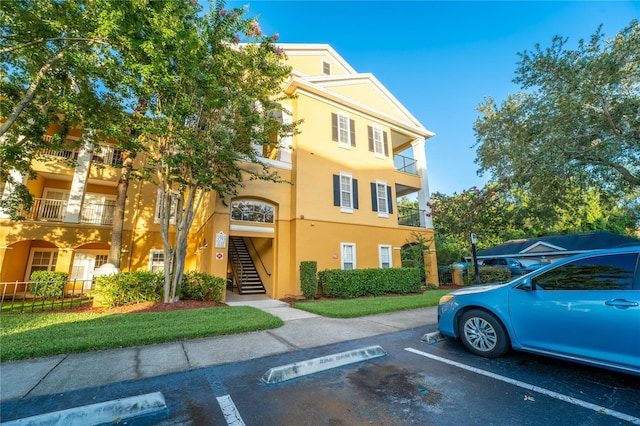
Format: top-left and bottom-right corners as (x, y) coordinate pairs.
(471, 233), (480, 285)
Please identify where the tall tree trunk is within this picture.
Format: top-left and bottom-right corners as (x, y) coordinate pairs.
(108, 153), (134, 267)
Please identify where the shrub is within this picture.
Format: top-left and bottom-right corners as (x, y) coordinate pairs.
(479, 266), (511, 284)
(29, 271), (68, 298)
(300, 261), (318, 299)
(181, 271), (225, 302)
(319, 268), (421, 299)
(93, 271), (163, 308)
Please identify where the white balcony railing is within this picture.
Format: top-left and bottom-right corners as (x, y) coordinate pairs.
(40, 140), (123, 166)
(21, 198), (115, 225)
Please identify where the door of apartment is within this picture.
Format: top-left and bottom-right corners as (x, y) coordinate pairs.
(40, 189), (68, 221)
(70, 252), (109, 291)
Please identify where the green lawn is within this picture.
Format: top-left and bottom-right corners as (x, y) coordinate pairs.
(1, 306), (282, 362)
(0, 289), (452, 362)
(293, 289), (450, 318)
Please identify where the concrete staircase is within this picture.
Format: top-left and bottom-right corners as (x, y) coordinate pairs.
(229, 237), (266, 295)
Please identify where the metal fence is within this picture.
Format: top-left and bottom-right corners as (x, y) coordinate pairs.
(1, 280), (94, 313)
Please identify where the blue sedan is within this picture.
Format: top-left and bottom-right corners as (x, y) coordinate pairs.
(438, 246), (640, 376)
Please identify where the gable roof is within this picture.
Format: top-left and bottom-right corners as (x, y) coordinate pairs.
(280, 43), (435, 142)
(477, 231), (640, 258)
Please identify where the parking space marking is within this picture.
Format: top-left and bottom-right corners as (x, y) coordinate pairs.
(405, 347), (640, 425)
(206, 373), (245, 426)
(216, 394), (245, 426)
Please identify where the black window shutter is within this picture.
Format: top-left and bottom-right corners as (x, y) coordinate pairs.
(368, 126), (374, 152)
(383, 131), (389, 157)
(350, 119), (356, 147)
(331, 113), (338, 142)
(370, 182), (378, 211)
(353, 179), (359, 209)
(333, 174), (340, 206)
(386, 185), (393, 214)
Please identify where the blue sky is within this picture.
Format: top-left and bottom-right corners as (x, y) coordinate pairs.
(225, 1), (639, 195)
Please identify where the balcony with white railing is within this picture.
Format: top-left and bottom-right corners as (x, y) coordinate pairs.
(21, 198), (115, 225)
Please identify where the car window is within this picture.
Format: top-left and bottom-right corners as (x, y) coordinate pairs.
(532, 253), (638, 291)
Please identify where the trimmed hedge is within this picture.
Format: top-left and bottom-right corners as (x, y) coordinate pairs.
(181, 271), (225, 302)
(318, 267), (421, 299)
(29, 271), (68, 298)
(93, 271), (163, 308)
(300, 261), (318, 299)
(479, 266), (511, 283)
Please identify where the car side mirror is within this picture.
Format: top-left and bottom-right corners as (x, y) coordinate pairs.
(518, 276), (535, 291)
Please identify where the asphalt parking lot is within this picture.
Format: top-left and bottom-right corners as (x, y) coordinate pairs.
(3, 325), (639, 425)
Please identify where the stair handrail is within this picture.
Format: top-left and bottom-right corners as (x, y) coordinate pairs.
(229, 240), (244, 293)
(248, 239), (271, 277)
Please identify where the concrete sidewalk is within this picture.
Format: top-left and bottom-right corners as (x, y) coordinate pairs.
(0, 292), (438, 403)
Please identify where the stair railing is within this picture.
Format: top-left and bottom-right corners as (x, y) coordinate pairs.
(229, 239), (244, 293)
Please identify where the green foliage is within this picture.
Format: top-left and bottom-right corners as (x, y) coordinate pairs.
(401, 231), (431, 284)
(319, 268), (421, 299)
(180, 272), (225, 302)
(478, 266), (511, 284)
(1, 306), (282, 362)
(93, 271), (163, 308)
(300, 261), (318, 300)
(474, 20), (640, 208)
(29, 271), (68, 298)
(0, 184), (33, 221)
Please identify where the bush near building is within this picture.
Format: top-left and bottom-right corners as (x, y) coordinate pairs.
(29, 271), (68, 298)
(318, 268), (421, 299)
(180, 272), (225, 302)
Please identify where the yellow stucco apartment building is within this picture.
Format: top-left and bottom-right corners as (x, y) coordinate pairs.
(0, 44), (438, 300)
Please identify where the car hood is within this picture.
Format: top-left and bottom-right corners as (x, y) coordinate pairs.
(448, 282), (510, 296)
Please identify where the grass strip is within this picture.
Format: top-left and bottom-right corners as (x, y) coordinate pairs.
(0, 306), (283, 362)
(292, 289), (450, 318)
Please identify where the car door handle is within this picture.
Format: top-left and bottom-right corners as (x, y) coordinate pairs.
(605, 299), (639, 308)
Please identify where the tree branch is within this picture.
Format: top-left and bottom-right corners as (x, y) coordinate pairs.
(585, 157), (640, 185)
(0, 37), (107, 54)
(0, 47), (70, 137)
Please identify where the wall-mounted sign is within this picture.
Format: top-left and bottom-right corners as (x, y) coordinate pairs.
(215, 231), (227, 248)
(215, 252), (224, 260)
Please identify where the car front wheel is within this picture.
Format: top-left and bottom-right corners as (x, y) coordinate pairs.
(458, 309), (509, 358)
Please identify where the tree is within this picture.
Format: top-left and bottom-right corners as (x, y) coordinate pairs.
(0, 0), (129, 213)
(474, 20), (640, 204)
(428, 185), (511, 254)
(132, 4), (297, 302)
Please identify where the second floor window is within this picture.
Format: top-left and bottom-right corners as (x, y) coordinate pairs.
(154, 189), (178, 224)
(231, 200), (275, 223)
(331, 113), (356, 148)
(371, 181), (393, 217)
(333, 173), (359, 212)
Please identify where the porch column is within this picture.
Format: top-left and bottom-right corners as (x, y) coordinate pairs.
(278, 104), (293, 164)
(410, 137), (433, 229)
(63, 134), (93, 223)
(0, 169), (26, 219)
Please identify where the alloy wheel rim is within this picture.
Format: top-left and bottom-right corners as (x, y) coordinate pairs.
(463, 317), (497, 352)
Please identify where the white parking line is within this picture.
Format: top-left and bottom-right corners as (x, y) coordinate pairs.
(405, 347), (640, 425)
(216, 394), (245, 426)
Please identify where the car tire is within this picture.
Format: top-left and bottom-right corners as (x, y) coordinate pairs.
(458, 309), (509, 358)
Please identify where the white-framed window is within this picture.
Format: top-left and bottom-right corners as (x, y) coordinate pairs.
(370, 180), (392, 217)
(372, 126), (385, 157)
(322, 60), (331, 75)
(154, 189), (178, 224)
(331, 113), (355, 148)
(341, 243), (356, 270)
(367, 125), (388, 157)
(149, 249), (165, 272)
(379, 245), (392, 268)
(25, 249), (58, 281)
(332, 172), (359, 213)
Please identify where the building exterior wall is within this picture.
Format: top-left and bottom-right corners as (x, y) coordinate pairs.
(0, 43), (438, 299)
